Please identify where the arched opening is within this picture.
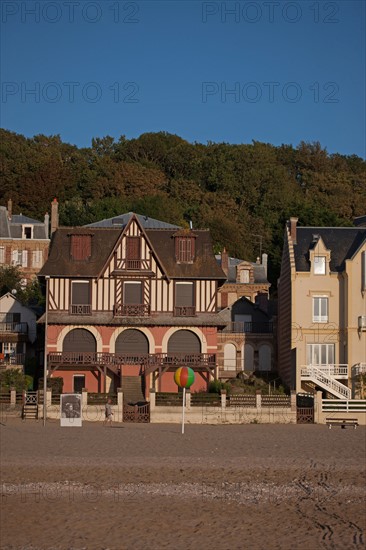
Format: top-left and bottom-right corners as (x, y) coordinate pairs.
(258, 344), (271, 371)
(115, 330), (149, 354)
(63, 329), (96, 352)
(167, 330), (201, 353)
(224, 343), (237, 371)
(243, 344), (254, 372)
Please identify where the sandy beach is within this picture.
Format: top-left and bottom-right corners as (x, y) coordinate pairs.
(1, 418), (365, 550)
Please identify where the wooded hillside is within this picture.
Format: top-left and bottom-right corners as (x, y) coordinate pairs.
(1, 129), (365, 288)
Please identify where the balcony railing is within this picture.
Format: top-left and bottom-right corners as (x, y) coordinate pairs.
(301, 364), (348, 379)
(223, 322), (273, 334)
(174, 306), (196, 317)
(0, 322), (28, 334)
(114, 257), (152, 271)
(47, 352), (216, 369)
(69, 304), (92, 316)
(113, 304), (151, 317)
(0, 354), (26, 367)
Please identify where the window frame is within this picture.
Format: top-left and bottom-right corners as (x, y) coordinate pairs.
(313, 296), (329, 323)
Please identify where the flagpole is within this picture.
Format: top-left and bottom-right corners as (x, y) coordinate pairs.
(182, 387), (186, 434)
(43, 275), (50, 427)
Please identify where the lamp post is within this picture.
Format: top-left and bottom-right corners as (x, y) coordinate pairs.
(43, 275), (50, 427)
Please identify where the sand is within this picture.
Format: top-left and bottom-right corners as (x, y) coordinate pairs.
(0, 418), (365, 550)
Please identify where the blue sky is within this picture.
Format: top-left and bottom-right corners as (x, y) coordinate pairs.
(1, 0), (365, 157)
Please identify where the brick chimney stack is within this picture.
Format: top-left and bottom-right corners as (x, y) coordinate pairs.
(44, 212), (49, 239)
(262, 253), (268, 277)
(289, 217), (298, 244)
(51, 198), (59, 235)
(221, 247), (229, 277)
(7, 199), (12, 220)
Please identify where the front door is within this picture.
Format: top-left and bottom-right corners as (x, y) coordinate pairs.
(73, 375), (85, 393)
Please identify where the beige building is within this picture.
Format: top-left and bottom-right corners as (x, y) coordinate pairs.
(278, 217), (366, 398)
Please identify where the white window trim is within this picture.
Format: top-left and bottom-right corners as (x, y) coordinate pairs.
(314, 256), (326, 275)
(313, 296), (329, 323)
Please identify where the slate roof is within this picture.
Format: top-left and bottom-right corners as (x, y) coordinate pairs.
(39, 222), (227, 280)
(85, 212), (180, 230)
(293, 227), (366, 272)
(38, 227), (122, 277)
(215, 255), (269, 284)
(0, 206), (48, 239)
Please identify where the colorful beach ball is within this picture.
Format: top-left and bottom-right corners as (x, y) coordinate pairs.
(174, 367), (195, 389)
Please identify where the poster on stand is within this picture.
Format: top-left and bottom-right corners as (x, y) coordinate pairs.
(60, 393), (82, 427)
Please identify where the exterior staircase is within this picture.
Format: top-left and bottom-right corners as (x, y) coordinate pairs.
(121, 376), (145, 404)
(301, 366), (351, 399)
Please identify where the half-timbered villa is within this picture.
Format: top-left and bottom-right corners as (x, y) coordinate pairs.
(38, 214), (227, 402)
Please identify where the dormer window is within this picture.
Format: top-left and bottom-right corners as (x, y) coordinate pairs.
(314, 256), (326, 275)
(70, 234), (92, 261)
(240, 269), (250, 283)
(23, 226), (33, 239)
(174, 233), (196, 263)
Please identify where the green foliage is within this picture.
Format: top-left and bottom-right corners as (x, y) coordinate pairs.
(38, 377), (64, 393)
(0, 266), (44, 307)
(1, 129), (365, 289)
(0, 369), (33, 391)
(208, 380), (231, 395)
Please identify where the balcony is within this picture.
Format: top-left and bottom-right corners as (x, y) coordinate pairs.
(113, 257), (152, 272)
(47, 352), (216, 370)
(113, 304), (151, 317)
(174, 306), (196, 317)
(0, 354), (26, 371)
(0, 322), (28, 335)
(69, 304), (92, 316)
(301, 364), (349, 380)
(223, 322), (273, 334)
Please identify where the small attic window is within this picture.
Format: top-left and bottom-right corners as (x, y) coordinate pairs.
(23, 226), (33, 239)
(70, 234), (92, 261)
(175, 235), (196, 263)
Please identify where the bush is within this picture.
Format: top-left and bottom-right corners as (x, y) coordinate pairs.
(0, 369), (32, 391)
(38, 377), (64, 393)
(208, 380), (231, 395)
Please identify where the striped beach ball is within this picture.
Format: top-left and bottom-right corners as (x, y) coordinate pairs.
(174, 366), (195, 389)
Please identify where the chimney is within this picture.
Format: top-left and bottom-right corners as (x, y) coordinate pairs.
(221, 248), (229, 277)
(262, 253), (268, 277)
(289, 217), (298, 244)
(255, 292), (269, 314)
(44, 212), (49, 239)
(7, 199), (12, 220)
(51, 198), (59, 235)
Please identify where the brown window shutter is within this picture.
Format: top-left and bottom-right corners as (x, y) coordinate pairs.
(175, 283), (194, 307)
(71, 235), (91, 260)
(71, 282), (90, 304)
(124, 282), (142, 304)
(126, 237), (140, 259)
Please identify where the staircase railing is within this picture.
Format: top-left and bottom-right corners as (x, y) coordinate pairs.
(301, 366), (351, 399)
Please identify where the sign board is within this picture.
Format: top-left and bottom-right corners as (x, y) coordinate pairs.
(60, 393), (82, 427)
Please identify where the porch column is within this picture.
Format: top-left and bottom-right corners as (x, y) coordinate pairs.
(256, 390), (262, 410)
(10, 387), (16, 406)
(117, 387), (123, 423)
(103, 365), (107, 393)
(149, 389), (155, 410)
(221, 390), (227, 410)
